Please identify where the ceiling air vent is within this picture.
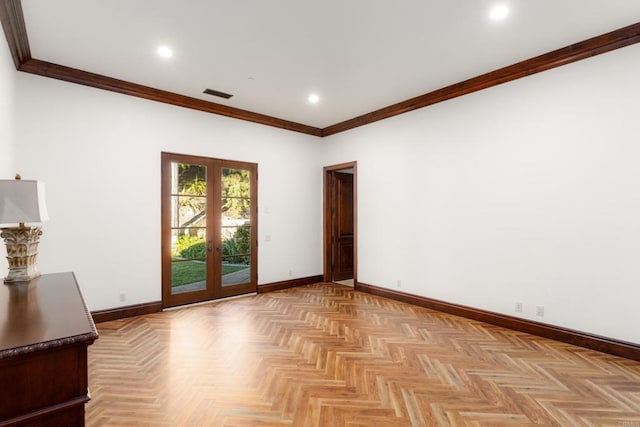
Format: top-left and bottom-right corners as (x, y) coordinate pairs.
(203, 88), (233, 99)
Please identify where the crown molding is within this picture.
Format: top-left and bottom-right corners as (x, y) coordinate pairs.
(2, 1), (639, 137)
(0, 0), (29, 68)
(18, 58), (323, 136)
(0, 0), (322, 137)
(321, 22), (640, 136)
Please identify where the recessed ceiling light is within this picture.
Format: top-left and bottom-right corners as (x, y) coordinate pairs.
(308, 93), (320, 104)
(156, 45), (173, 59)
(489, 4), (509, 21)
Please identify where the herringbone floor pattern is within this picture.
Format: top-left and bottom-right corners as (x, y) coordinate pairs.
(87, 284), (640, 426)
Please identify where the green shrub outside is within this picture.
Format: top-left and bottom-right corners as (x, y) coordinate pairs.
(173, 234), (204, 257)
(222, 226), (250, 264)
(175, 226), (251, 264)
(180, 241), (207, 259)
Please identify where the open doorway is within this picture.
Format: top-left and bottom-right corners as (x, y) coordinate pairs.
(323, 162), (357, 285)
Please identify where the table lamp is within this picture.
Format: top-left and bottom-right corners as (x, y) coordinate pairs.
(0, 174), (49, 283)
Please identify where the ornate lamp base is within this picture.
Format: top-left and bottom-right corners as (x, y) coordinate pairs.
(1, 226), (43, 283)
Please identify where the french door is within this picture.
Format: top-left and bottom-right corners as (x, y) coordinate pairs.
(161, 152), (257, 308)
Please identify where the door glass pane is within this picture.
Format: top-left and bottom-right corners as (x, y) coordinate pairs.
(171, 162), (208, 295)
(221, 168), (251, 286)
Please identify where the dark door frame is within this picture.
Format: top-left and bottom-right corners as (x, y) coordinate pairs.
(161, 152), (258, 308)
(323, 161), (357, 283)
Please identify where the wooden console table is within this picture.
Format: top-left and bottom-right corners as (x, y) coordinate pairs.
(0, 272), (98, 426)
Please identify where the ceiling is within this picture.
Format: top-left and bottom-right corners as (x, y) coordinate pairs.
(17, 1), (640, 131)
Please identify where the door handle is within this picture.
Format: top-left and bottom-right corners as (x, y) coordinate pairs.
(207, 246), (213, 253)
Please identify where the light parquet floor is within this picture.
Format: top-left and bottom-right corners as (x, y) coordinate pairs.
(87, 283), (640, 426)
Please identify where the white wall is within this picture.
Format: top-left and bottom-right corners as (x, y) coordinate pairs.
(322, 44), (640, 344)
(0, 39), (16, 278)
(0, 35), (15, 176)
(7, 35), (640, 344)
(14, 73), (323, 311)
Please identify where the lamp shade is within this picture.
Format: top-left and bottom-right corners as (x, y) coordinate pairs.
(0, 180), (49, 226)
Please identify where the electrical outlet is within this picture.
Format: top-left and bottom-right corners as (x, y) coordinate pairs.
(515, 302), (523, 313)
(265, 235), (271, 242)
(119, 292), (126, 302)
(288, 269), (293, 277)
(536, 306), (545, 317)
(396, 280), (402, 289)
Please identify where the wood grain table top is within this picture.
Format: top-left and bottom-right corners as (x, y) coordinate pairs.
(0, 272), (98, 359)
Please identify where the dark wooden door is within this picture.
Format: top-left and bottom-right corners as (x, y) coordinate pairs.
(332, 172), (354, 281)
